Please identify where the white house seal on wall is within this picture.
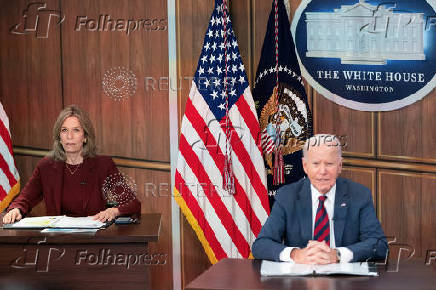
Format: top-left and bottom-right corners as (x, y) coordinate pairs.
(305, 0), (425, 65)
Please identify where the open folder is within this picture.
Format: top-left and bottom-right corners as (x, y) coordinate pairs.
(260, 260), (378, 276)
(2, 216), (109, 229)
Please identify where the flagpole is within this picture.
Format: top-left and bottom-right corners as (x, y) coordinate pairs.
(167, 0), (181, 288)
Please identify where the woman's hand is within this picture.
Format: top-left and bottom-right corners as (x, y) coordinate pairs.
(92, 208), (120, 222)
(2, 208), (22, 224)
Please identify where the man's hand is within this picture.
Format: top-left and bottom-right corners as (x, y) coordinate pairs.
(290, 241), (339, 264)
(2, 208), (22, 224)
(92, 208), (120, 222)
(308, 241), (339, 263)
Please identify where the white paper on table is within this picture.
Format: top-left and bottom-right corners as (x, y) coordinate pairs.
(260, 260), (378, 277)
(3, 216), (106, 229)
(41, 228), (99, 233)
(3, 216), (64, 229)
(51, 216), (106, 228)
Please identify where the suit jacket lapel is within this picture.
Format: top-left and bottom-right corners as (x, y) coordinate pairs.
(334, 178), (349, 247)
(296, 178), (313, 244)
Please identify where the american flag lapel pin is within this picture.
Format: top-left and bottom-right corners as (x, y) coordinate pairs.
(341, 203), (346, 207)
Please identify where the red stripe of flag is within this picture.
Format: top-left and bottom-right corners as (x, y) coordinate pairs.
(175, 171), (227, 260)
(0, 184), (7, 200)
(233, 177), (262, 235)
(266, 142), (274, 153)
(234, 96), (263, 154)
(0, 120), (13, 157)
(185, 98), (262, 236)
(261, 138), (268, 148)
(0, 154), (17, 188)
(220, 117), (270, 214)
(179, 134), (251, 257)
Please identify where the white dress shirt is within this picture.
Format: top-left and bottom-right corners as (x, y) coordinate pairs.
(279, 183), (353, 263)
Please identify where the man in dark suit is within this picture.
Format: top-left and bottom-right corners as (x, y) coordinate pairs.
(252, 134), (387, 264)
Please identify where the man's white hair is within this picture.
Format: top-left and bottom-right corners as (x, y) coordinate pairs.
(302, 134), (342, 158)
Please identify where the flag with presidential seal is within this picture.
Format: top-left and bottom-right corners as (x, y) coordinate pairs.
(253, 0), (313, 203)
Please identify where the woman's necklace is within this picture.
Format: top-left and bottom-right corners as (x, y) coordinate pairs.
(65, 163), (81, 175)
(65, 155), (83, 175)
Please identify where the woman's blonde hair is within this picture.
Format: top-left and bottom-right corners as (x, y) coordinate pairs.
(51, 105), (96, 161)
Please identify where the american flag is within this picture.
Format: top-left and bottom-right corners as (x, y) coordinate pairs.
(174, 0), (270, 263)
(0, 102), (20, 212)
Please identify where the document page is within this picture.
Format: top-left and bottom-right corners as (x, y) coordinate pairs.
(261, 260), (314, 276)
(2, 216), (64, 229)
(41, 228), (99, 233)
(312, 262), (378, 276)
(260, 260), (378, 276)
(3, 216), (106, 229)
(51, 216), (106, 229)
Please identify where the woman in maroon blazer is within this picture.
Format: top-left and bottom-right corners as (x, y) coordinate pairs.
(3, 105), (141, 224)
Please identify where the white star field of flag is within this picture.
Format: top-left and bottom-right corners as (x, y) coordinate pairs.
(194, 3), (248, 121)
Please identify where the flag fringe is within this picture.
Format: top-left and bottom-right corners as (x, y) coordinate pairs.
(173, 188), (219, 264)
(0, 180), (20, 212)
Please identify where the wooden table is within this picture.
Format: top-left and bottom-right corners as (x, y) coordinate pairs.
(0, 213), (161, 290)
(186, 258), (436, 290)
